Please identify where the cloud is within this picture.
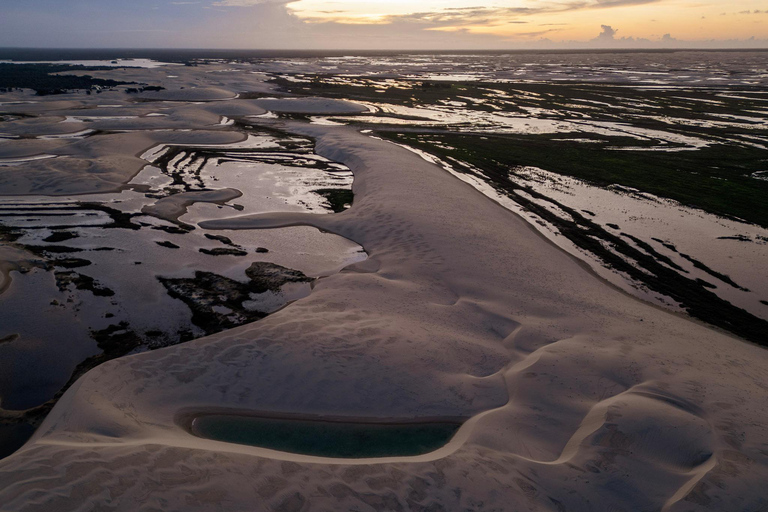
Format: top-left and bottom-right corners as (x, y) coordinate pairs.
(243, 0), (665, 28)
(596, 24), (618, 39)
(211, 0), (294, 6)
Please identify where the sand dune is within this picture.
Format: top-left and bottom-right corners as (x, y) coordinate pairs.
(0, 121), (766, 510)
(0, 131), (245, 196)
(143, 188), (243, 223)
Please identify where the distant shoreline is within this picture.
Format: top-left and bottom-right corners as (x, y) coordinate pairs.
(0, 47), (767, 63)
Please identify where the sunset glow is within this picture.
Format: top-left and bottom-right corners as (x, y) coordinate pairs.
(0, 0), (766, 48)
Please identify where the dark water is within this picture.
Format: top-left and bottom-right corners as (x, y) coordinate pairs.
(191, 415), (462, 458)
(0, 423), (35, 459)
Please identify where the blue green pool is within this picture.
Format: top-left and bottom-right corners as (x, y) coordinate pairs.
(190, 414), (463, 458)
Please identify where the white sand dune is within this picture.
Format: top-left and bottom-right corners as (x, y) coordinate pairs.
(0, 131), (245, 196)
(0, 123), (767, 511)
(142, 188), (243, 223)
(0, 246), (41, 294)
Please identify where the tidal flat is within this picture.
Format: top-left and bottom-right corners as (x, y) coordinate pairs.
(0, 50), (767, 511)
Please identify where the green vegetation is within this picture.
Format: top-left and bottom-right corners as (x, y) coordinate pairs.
(388, 132), (768, 228)
(377, 131), (768, 346)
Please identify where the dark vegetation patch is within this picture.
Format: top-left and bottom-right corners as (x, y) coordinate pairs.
(152, 224), (193, 235)
(0, 224), (24, 243)
(43, 231), (78, 243)
(236, 91), (275, 100)
(717, 235), (752, 242)
(125, 86), (166, 93)
(156, 240), (180, 249)
(50, 258), (92, 269)
(0, 63), (130, 95)
(25, 245), (83, 256)
(204, 233), (235, 245)
(0, 334), (19, 345)
(159, 262), (312, 335)
(314, 188), (353, 213)
(159, 271), (267, 333)
(393, 132), (768, 229)
(621, 233), (687, 272)
(54, 271), (115, 297)
(677, 252), (749, 291)
(199, 247), (248, 256)
(78, 202), (142, 230)
(245, 262), (314, 293)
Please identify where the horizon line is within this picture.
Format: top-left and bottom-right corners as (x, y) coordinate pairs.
(2, 47), (768, 53)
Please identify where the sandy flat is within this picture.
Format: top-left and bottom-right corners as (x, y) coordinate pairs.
(0, 121), (766, 511)
(253, 97), (369, 114)
(0, 131), (245, 196)
(142, 188), (243, 222)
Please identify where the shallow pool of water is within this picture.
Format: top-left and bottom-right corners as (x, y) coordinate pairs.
(191, 414), (463, 458)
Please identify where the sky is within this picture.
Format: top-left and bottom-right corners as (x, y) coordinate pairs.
(0, 0), (767, 49)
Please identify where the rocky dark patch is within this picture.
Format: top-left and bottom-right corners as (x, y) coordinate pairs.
(314, 188), (353, 213)
(152, 225), (193, 235)
(717, 235), (752, 242)
(255, 247), (269, 253)
(158, 272), (267, 334)
(0, 224), (24, 243)
(50, 258), (92, 269)
(54, 271), (115, 297)
(199, 247), (248, 257)
(159, 263), (312, 335)
(245, 262), (313, 294)
(156, 241), (180, 249)
(42, 231), (78, 243)
(204, 233), (235, 246)
(0, 334), (19, 345)
(125, 86), (166, 93)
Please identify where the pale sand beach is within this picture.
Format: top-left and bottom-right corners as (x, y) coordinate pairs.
(1, 119), (766, 511)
